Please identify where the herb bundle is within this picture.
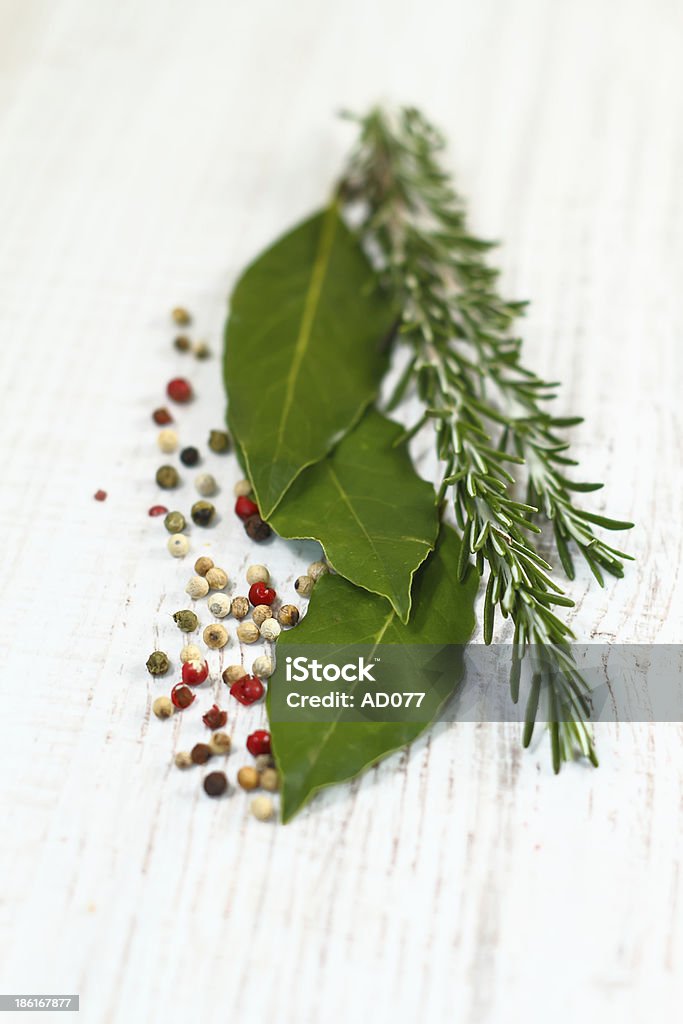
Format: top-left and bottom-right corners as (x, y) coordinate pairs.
(224, 105), (632, 819)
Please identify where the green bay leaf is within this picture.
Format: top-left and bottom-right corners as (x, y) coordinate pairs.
(268, 525), (478, 822)
(224, 204), (395, 518)
(269, 409), (438, 622)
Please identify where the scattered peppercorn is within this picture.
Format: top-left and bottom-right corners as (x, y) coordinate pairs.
(231, 596), (250, 619)
(222, 665), (247, 685)
(254, 753), (275, 772)
(307, 560), (329, 581)
(249, 582), (276, 607)
(148, 504), (168, 517)
(180, 643), (202, 663)
(294, 575), (315, 597)
(250, 795), (274, 821)
(206, 567), (228, 590)
(278, 604), (300, 628)
(164, 510), (186, 534)
(246, 564), (270, 585)
(152, 407), (173, 425)
(260, 769), (280, 792)
(236, 621), (259, 644)
(237, 766), (260, 791)
(171, 307), (191, 326)
(152, 695), (173, 719)
(180, 446), (200, 467)
(167, 377), (193, 403)
(235, 496), (259, 521)
(194, 556), (214, 576)
(94, 489), (107, 501)
(156, 465), (180, 489)
(181, 658), (209, 686)
(194, 341), (211, 360)
(171, 683), (195, 709)
(146, 651), (170, 676)
(191, 743), (212, 765)
(167, 534), (190, 557)
(207, 429), (230, 454)
(208, 731), (231, 755)
(173, 609), (199, 632)
(251, 605), (272, 628)
(195, 473), (217, 497)
(157, 428), (178, 453)
(246, 730), (271, 757)
(174, 334), (191, 352)
(203, 771), (227, 797)
(244, 515), (272, 542)
(191, 500), (216, 527)
(202, 704), (228, 730)
(175, 751), (193, 769)
(252, 654), (274, 678)
(203, 623), (229, 649)
(185, 574), (210, 599)
(230, 674), (264, 705)
(234, 479), (253, 498)
(208, 593), (231, 618)
(260, 619), (281, 641)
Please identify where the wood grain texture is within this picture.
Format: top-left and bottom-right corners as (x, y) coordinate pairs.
(0, 0), (682, 1022)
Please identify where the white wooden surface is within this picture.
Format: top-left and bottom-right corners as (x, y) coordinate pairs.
(1, 1), (682, 1022)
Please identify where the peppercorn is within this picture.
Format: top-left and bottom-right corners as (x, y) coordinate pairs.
(157, 428), (178, 453)
(251, 605), (272, 628)
(174, 334), (191, 352)
(171, 307), (191, 326)
(167, 534), (190, 557)
(175, 751), (193, 769)
(164, 510), (186, 534)
(206, 567), (228, 590)
(208, 429), (230, 454)
(185, 575), (210, 599)
(194, 556), (214, 576)
(234, 479), (253, 498)
(191, 743), (212, 765)
(180, 446), (200, 467)
(244, 515), (272, 542)
(208, 593), (231, 618)
(260, 768), (280, 792)
(236, 621), (259, 644)
(208, 731), (231, 755)
(246, 564), (270, 585)
(246, 730), (271, 757)
(250, 795), (274, 821)
(152, 695), (173, 719)
(278, 604), (300, 628)
(156, 465), (180, 489)
(167, 377), (193, 403)
(252, 654), (274, 678)
(180, 643), (202, 663)
(173, 609), (199, 632)
(194, 341), (211, 360)
(260, 619), (281, 641)
(254, 753), (275, 772)
(222, 664), (247, 685)
(235, 496), (259, 521)
(231, 596), (249, 619)
(294, 575), (315, 597)
(202, 704), (228, 729)
(181, 659), (209, 686)
(146, 650), (170, 676)
(171, 683), (195, 709)
(152, 407), (173, 425)
(203, 771), (227, 797)
(94, 489), (107, 501)
(148, 504), (168, 517)
(307, 560), (329, 581)
(191, 500), (216, 527)
(237, 766), (260, 791)
(230, 674), (264, 705)
(249, 582), (276, 607)
(195, 473), (217, 497)
(203, 623), (229, 649)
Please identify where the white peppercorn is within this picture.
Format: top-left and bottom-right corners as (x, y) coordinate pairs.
(236, 621), (259, 644)
(208, 731), (232, 755)
(252, 604), (272, 627)
(260, 618), (281, 641)
(250, 795), (274, 821)
(185, 575), (210, 599)
(246, 564), (270, 585)
(180, 643), (202, 663)
(172, 307), (191, 326)
(167, 534), (190, 558)
(234, 479), (253, 498)
(238, 766), (260, 791)
(157, 428), (179, 453)
(175, 751), (193, 769)
(231, 596), (250, 619)
(252, 654), (274, 678)
(203, 624), (229, 649)
(208, 593), (231, 618)
(260, 768), (280, 792)
(294, 575), (315, 597)
(277, 604), (300, 627)
(307, 560), (329, 581)
(152, 696), (173, 719)
(194, 556), (214, 576)
(254, 753), (275, 771)
(206, 567), (228, 590)
(195, 473), (218, 497)
(222, 664), (247, 685)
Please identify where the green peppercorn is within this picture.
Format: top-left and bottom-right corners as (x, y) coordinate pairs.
(174, 335), (191, 352)
(208, 429), (231, 454)
(164, 510), (186, 534)
(180, 446), (200, 467)
(191, 500), (216, 527)
(156, 465), (180, 489)
(146, 650), (170, 676)
(173, 609), (199, 632)
(172, 307), (191, 326)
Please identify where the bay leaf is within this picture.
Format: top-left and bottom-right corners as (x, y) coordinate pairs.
(269, 409), (438, 622)
(224, 203), (395, 518)
(268, 525), (478, 822)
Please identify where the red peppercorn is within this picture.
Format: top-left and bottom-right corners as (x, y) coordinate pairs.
(181, 659), (209, 686)
(248, 582), (276, 607)
(202, 704), (228, 729)
(171, 683), (196, 709)
(153, 407), (173, 425)
(229, 675), (264, 706)
(94, 489), (107, 501)
(148, 504), (168, 517)
(235, 495), (259, 521)
(167, 377), (193, 403)
(246, 730), (271, 757)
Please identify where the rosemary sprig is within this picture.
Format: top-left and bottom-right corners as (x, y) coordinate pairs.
(339, 106), (633, 769)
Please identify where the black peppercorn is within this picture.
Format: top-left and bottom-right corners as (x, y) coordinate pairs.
(191, 500), (216, 527)
(191, 743), (212, 765)
(156, 465), (180, 489)
(208, 430), (231, 454)
(180, 446), (200, 467)
(203, 771), (228, 797)
(244, 514), (272, 542)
